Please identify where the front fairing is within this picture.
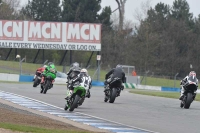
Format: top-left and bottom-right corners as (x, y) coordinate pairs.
(73, 86), (86, 97)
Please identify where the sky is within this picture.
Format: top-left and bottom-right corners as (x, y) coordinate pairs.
(20, 0), (200, 21)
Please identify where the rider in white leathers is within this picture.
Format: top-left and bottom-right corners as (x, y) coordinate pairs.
(179, 71), (198, 100)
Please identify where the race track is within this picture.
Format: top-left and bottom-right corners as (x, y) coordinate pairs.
(0, 83), (200, 133)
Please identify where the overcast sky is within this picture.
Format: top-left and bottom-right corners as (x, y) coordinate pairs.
(20, 0), (200, 21)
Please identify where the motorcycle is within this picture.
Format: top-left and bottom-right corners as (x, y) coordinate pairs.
(33, 71), (42, 87)
(64, 83), (86, 112)
(180, 75), (198, 109)
(40, 75), (54, 94)
(104, 77), (122, 103)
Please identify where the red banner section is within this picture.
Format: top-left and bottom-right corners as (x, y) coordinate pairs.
(66, 23), (101, 43)
(0, 20), (24, 41)
(0, 20), (101, 51)
(28, 21), (62, 42)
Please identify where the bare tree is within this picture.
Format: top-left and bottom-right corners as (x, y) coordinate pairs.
(133, 0), (152, 23)
(0, 0), (20, 20)
(115, 0), (127, 31)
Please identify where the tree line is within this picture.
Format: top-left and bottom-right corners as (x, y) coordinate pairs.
(0, 0), (200, 78)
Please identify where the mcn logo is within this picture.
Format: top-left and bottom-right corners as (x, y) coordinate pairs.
(28, 21), (62, 42)
(0, 20), (23, 41)
(0, 20), (101, 45)
(67, 23), (101, 43)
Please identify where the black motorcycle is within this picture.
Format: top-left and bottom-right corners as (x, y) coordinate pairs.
(180, 75), (198, 109)
(104, 77), (122, 103)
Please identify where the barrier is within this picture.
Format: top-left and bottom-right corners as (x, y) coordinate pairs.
(91, 81), (104, 86)
(123, 83), (135, 89)
(19, 75), (34, 82)
(136, 84), (161, 91)
(0, 73), (19, 82)
(161, 87), (180, 92)
(0, 73), (198, 93)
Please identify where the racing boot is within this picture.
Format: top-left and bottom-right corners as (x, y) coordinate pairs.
(85, 90), (91, 98)
(65, 90), (73, 100)
(179, 87), (184, 100)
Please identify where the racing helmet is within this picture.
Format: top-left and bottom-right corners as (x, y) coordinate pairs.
(80, 68), (88, 74)
(116, 64), (122, 69)
(72, 62), (79, 67)
(43, 65), (47, 68)
(48, 62), (54, 66)
(189, 71), (196, 76)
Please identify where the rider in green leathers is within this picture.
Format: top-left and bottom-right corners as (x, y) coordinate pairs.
(41, 62), (57, 88)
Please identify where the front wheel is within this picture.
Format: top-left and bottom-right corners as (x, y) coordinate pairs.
(43, 80), (50, 94)
(184, 93), (193, 109)
(69, 95), (80, 112)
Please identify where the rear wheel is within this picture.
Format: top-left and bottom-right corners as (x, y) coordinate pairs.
(109, 88), (117, 103)
(69, 95), (80, 112)
(184, 93), (193, 109)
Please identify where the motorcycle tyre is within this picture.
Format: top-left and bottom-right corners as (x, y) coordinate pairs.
(109, 88), (117, 103)
(184, 93), (193, 109)
(69, 95), (80, 112)
(43, 80), (50, 94)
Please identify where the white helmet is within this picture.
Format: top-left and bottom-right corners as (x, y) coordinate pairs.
(80, 68), (88, 74)
(43, 65), (47, 68)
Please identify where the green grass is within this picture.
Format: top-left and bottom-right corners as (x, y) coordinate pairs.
(130, 89), (200, 101)
(0, 60), (193, 87)
(0, 123), (91, 133)
(0, 60), (107, 81)
(140, 76), (181, 88)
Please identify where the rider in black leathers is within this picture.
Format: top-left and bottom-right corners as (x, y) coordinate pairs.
(104, 65), (126, 96)
(66, 62), (81, 89)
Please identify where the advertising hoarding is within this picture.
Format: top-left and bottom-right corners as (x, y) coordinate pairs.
(0, 20), (101, 51)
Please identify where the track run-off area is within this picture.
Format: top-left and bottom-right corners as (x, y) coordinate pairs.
(0, 83), (200, 133)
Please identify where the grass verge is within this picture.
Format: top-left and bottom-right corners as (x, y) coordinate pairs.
(130, 89), (200, 101)
(0, 123), (91, 133)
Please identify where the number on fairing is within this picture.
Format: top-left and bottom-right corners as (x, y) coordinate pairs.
(83, 77), (89, 87)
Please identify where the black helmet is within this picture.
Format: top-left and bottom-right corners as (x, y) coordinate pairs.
(48, 62), (54, 66)
(72, 62), (79, 67)
(116, 64), (122, 69)
(189, 71), (196, 76)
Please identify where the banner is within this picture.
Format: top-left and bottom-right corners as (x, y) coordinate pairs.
(0, 20), (101, 51)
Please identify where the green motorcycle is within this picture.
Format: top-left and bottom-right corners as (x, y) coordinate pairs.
(64, 85), (86, 112)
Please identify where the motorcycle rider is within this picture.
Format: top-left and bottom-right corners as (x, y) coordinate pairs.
(66, 62), (81, 89)
(179, 71), (198, 100)
(65, 68), (92, 100)
(104, 64), (126, 96)
(40, 62), (57, 88)
(33, 65), (47, 81)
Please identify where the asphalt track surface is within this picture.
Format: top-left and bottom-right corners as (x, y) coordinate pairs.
(0, 83), (200, 133)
